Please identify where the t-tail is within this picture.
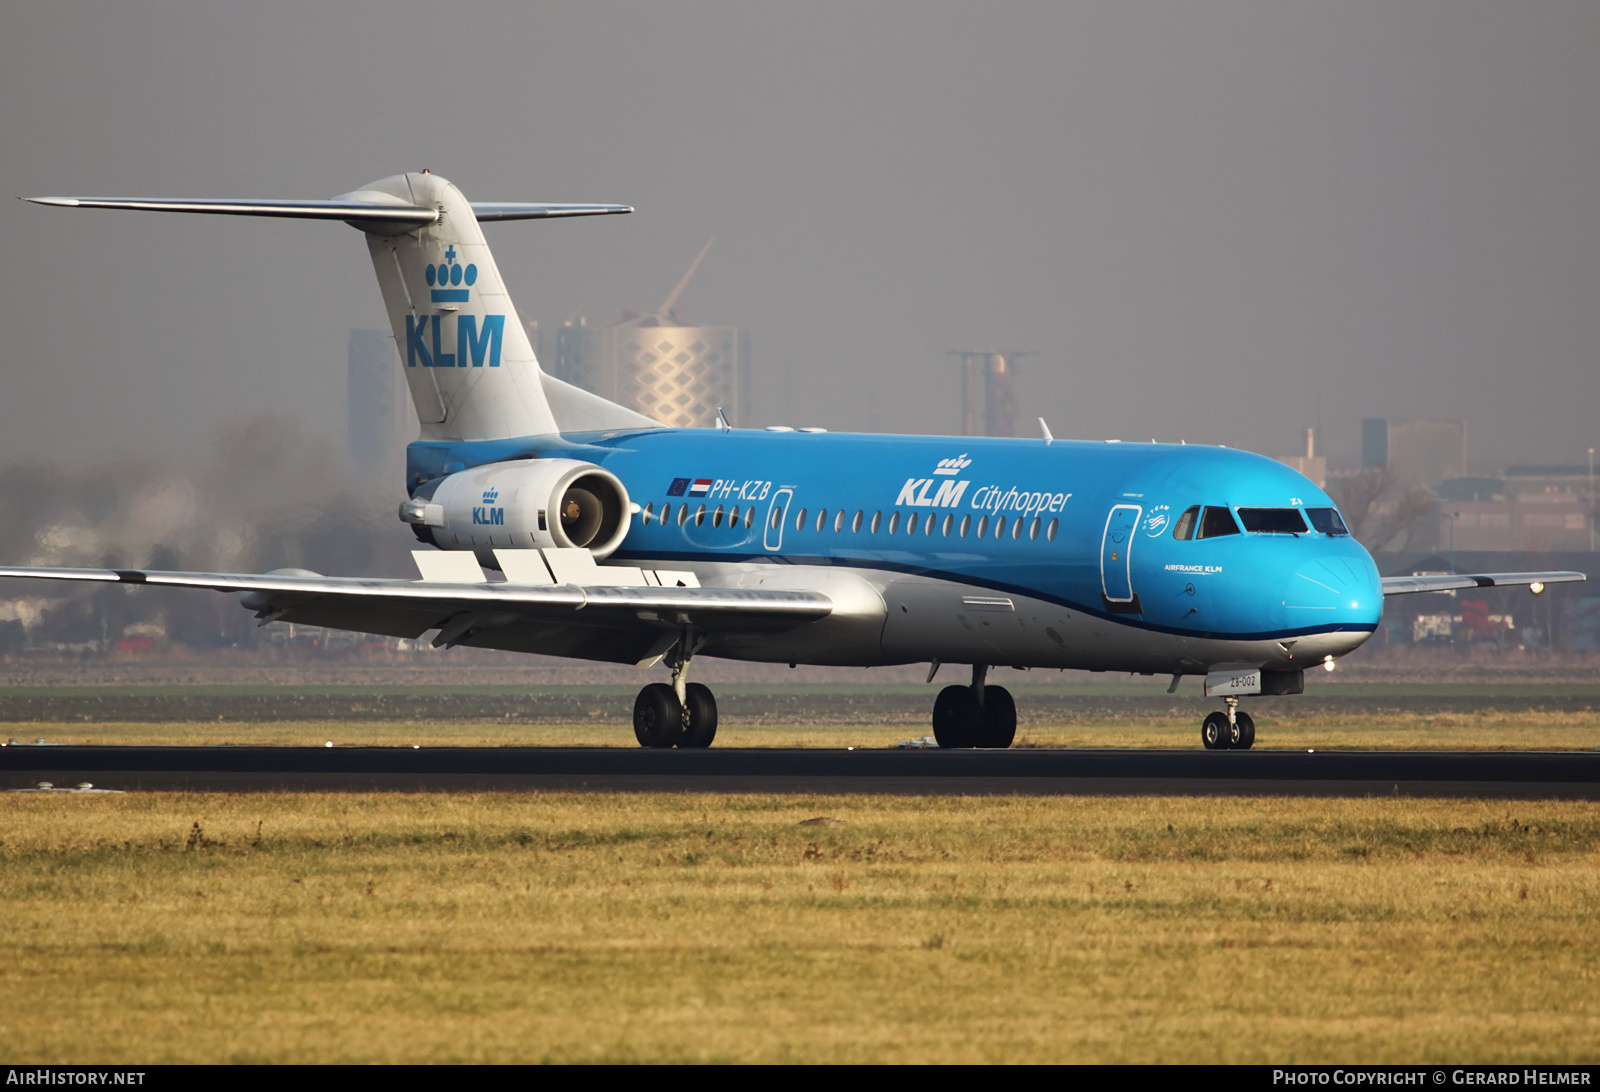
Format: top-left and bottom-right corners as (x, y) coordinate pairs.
(28, 172), (656, 441)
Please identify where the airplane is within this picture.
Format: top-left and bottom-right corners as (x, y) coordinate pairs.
(3, 171), (1585, 750)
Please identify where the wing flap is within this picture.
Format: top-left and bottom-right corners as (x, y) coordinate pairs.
(1380, 571), (1586, 596)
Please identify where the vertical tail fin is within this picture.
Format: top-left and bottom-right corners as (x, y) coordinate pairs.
(29, 173), (653, 441)
(360, 172), (557, 439)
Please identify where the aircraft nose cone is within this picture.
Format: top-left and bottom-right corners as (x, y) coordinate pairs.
(1284, 556), (1381, 622)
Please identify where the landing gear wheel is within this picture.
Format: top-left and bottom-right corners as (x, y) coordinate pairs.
(633, 683), (683, 748)
(677, 682), (718, 748)
(1233, 711), (1255, 750)
(977, 685), (1016, 749)
(1201, 711), (1230, 750)
(932, 685), (982, 748)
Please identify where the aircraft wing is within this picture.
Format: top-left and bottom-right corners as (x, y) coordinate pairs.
(1380, 571), (1586, 596)
(0, 562), (832, 661)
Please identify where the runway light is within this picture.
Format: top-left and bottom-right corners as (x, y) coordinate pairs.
(325, 741), (333, 748)
(1530, 582), (1545, 595)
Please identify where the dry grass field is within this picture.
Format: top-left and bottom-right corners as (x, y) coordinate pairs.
(3, 791), (1598, 1063)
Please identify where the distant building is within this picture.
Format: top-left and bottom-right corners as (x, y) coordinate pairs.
(1362, 418), (1465, 489)
(951, 351), (1030, 437)
(1277, 428), (1327, 488)
(1436, 465), (1594, 552)
(552, 315), (750, 429)
(347, 329), (412, 479)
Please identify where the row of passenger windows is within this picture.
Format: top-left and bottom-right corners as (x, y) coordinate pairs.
(641, 502), (1060, 543)
(1170, 505), (1349, 540)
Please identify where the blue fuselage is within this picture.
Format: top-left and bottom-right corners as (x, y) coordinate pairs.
(408, 428), (1382, 672)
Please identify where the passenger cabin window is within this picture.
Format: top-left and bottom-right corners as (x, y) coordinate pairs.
(1172, 506), (1200, 540)
(1237, 507), (1308, 534)
(1306, 508), (1349, 536)
(1198, 506), (1240, 539)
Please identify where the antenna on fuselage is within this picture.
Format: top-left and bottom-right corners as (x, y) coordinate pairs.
(1038, 418), (1054, 445)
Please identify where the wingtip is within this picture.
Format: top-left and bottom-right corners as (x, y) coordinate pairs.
(26, 196), (81, 207)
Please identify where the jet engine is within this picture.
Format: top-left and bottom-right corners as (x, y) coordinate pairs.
(399, 458), (632, 561)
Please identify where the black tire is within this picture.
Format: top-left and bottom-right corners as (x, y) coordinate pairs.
(932, 685), (982, 748)
(1234, 710), (1255, 750)
(977, 685), (1017, 748)
(633, 683), (683, 748)
(1201, 711), (1230, 750)
(677, 682), (718, 748)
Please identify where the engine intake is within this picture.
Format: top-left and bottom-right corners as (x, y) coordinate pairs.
(400, 458), (632, 560)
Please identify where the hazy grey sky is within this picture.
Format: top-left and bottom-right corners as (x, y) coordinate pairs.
(3, 1), (1596, 474)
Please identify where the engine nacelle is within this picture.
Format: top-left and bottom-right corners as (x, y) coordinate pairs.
(400, 458), (632, 561)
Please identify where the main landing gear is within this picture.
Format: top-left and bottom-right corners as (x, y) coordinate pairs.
(1201, 696), (1254, 750)
(633, 637), (717, 748)
(931, 664), (1017, 749)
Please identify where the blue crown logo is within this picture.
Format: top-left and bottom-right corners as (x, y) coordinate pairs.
(481, 487), (499, 504)
(427, 245), (477, 303)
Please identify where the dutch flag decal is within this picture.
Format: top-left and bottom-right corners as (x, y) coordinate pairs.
(689, 479), (713, 496)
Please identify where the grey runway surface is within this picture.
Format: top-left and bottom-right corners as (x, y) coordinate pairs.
(3, 745), (1599, 797)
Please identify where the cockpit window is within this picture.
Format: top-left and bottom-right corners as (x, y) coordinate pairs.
(1305, 507), (1349, 536)
(1197, 506), (1240, 539)
(1237, 507), (1308, 534)
(1172, 506), (1199, 541)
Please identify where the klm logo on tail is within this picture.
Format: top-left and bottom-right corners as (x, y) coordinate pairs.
(405, 314), (504, 368)
(427, 246), (477, 303)
(407, 246), (504, 368)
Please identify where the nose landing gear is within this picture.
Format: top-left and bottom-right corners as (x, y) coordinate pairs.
(1201, 696), (1255, 750)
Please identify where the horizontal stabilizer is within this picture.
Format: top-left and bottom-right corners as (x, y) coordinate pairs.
(471, 203), (633, 221)
(1380, 571), (1586, 596)
(26, 196), (439, 225)
(26, 196), (632, 227)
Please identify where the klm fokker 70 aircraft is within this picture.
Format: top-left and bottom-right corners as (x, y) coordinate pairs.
(6, 172), (1584, 749)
